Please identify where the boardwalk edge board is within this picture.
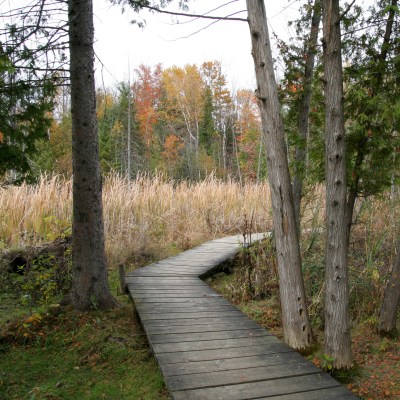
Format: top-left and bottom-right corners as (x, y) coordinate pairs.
(126, 233), (359, 399)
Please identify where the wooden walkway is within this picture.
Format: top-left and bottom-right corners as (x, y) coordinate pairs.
(126, 234), (359, 400)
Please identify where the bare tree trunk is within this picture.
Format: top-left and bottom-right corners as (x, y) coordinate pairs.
(379, 242), (400, 335)
(322, 0), (353, 369)
(68, 0), (117, 310)
(246, 0), (313, 350)
(293, 0), (322, 232)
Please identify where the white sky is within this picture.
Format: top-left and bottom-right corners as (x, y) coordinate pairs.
(93, 0), (301, 91)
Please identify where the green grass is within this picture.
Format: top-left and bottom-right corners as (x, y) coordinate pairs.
(0, 271), (169, 400)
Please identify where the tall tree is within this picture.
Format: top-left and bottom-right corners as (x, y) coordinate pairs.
(344, 0), (399, 240)
(292, 0), (322, 232)
(68, 0), (116, 310)
(246, 0), (313, 350)
(234, 89), (262, 181)
(0, 49), (55, 181)
(322, 0), (353, 369)
(379, 240), (400, 335)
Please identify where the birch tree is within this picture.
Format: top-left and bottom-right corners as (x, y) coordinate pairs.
(246, 0), (313, 350)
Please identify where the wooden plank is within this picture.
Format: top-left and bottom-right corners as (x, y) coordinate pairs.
(132, 293), (223, 299)
(126, 279), (202, 285)
(148, 328), (271, 344)
(160, 352), (307, 377)
(152, 335), (281, 354)
(155, 342), (293, 365)
(133, 297), (226, 304)
(142, 316), (261, 327)
(143, 321), (263, 335)
(130, 289), (219, 295)
(130, 283), (210, 290)
(136, 306), (239, 315)
(167, 362), (320, 391)
(255, 387), (358, 400)
(137, 307), (239, 316)
(171, 373), (341, 400)
(140, 310), (244, 321)
(134, 298), (230, 306)
(135, 298), (231, 305)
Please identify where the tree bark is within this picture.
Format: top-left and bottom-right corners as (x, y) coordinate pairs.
(378, 242), (400, 335)
(246, 0), (313, 350)
(68, 0), (117, 310)
(293, 0), (322, 233)
(322, 0), (353, 369)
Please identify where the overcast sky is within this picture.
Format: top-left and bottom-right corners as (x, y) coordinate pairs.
(93, 0), (301, 90)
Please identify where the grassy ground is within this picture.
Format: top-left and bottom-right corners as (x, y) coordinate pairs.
(0, 272), (169, 400)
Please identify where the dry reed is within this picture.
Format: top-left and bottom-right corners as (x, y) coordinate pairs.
(0, 174), (272, 268)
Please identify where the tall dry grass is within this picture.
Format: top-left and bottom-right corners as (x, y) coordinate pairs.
(0, 174), (272, 268)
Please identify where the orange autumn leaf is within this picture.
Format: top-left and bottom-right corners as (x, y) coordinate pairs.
(162, 134), (184, 162)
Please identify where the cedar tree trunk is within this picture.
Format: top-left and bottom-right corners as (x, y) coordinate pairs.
(378, 242), (400, 335)
(68, 0), (117, 310)
(322, 0), (353, 368)
(293, 0), (322, 232)
(247, 0), (313, 350)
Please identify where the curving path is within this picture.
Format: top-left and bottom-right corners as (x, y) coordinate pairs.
(126, 234), (359, 400)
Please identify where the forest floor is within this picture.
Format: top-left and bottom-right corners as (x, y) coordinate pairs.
(0, 268), (169, 400)
(1, 237), (399, 400)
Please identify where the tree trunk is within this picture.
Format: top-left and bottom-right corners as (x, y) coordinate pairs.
(322, 0), (353, 369)
(293, 0), (322, 232)
(378, 242), (400, 335)
(246, 0), (313, 350)
(68, 0), (117, 310)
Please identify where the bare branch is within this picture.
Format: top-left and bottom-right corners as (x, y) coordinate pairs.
(338, 0), (356, 22)
(143, 5), (248, 22)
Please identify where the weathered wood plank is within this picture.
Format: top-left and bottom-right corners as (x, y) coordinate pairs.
(134, 298), (230, 306)
(142, 316), (268, 327)
(133, 293), (223, 299)
(140, 310), (244, 321)
(139, 309), (240, 318)
(167, 362), (320, 391)
(148, 328), (271, 344)
(160, 351), (307, 377)
(143, 321), (263, 335)
(171, 373), (341, 400)
(255, 387), (357, 400)
(152, 335), (281, 354)
(130, 289), (219, 295)
(155, 343), (292, 364)
(135, 302), (233, 310)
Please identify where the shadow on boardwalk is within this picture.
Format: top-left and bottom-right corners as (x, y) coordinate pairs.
(126, 234), (359, 400)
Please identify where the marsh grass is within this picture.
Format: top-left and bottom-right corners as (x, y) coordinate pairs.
(0, 174), (272, 268)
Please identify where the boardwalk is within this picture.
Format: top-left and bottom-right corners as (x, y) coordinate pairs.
(126, 234), (359, 400)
